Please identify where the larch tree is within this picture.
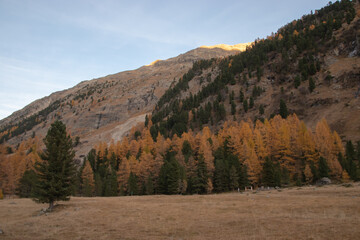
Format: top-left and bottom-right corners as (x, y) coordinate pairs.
(81, 160), (95, 197)
(117, 158), (130, 194)
(33, 121), (76, 211)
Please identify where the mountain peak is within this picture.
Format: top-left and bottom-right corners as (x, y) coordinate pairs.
(200, 42), (253, 51)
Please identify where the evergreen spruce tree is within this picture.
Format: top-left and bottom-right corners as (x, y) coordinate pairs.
(158, 150), (183, 194)
(104, 166), (118, 196)
(95, 173), (103, 196)
(249, 96), (254, 109)
(274, 162), (282, 187)
(345, 141), (357, 180)
(145, 175), (154, 195)
(231, 101), (236, 115)
(238, 165), (249, 188)
(243, 99), (248, 112)
(281, 167), (290, 185)
(262, 157), (275, 187)
(309, 161), (319, 182)
(33, 121), (76, 211)
(17, 169), (38, 198)
(294, 75), (301, 88)
(229, 166), (239, 191)
(259, 105), (264, 115)
(214, 158), (228, 192)
(127, 172), (139, 196)
(279, 99), (288, 119)
(309, 77), (316, 92)
(318, 156), (329, 178)
(239, 90), (244, 102)
(193, 156), (208, 194)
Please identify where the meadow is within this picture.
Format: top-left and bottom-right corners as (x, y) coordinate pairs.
(0, 183), (359, 240)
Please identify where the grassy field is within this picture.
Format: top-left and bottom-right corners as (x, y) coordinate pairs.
(0, 183), (359, 240)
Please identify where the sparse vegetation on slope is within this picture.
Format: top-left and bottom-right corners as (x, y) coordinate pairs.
(150, 0), (358, 139)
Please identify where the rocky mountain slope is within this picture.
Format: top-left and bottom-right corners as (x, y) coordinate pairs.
(0, 43), (251, 159)
(150, 0), (360, 144)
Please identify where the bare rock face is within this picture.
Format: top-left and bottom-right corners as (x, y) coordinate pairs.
(0, 44), (249, 160)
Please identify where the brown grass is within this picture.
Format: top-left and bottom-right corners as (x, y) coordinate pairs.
(1, 184), (360, 240)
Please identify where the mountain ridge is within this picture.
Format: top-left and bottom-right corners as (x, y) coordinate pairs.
(0, 43), (247, 159)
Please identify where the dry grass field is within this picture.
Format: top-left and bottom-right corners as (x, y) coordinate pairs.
(0, 183), (360, 240)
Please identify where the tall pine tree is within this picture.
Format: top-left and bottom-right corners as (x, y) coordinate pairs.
(33, 121), (76, 211)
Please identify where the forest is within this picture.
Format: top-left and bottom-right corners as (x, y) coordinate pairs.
(1, 114), (359, 198)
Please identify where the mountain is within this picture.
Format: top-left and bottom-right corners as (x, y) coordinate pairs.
(1, 0), (360, 197)
(149, 1), (360, 144)
(0, 43), (251, 160)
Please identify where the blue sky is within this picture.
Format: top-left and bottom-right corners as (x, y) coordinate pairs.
(0, 0), (329, 120)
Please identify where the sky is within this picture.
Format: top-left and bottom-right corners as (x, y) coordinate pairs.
(0, 0), (330, 120)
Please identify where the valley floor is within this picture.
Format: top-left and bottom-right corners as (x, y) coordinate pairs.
(0, 183), (360, 240)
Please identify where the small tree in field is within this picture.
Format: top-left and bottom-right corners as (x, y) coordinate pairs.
(33, 121), (76, 211)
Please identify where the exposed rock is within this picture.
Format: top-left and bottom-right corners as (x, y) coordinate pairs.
(317, 177), (332, 186)
(0, 44), (247, 161)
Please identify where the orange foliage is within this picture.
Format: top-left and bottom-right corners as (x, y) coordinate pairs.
(0, 137), (41, 195)
(88, 114), (345, 191)
(81, 160), (95, 195)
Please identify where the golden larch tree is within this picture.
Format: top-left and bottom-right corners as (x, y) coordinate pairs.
(81, 160), (95, 196)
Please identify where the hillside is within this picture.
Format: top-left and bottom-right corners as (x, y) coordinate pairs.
(150, 1), (360, 143)
(0, 44), (250, 159)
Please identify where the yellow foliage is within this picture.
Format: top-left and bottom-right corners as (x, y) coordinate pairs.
(87, 113), (346, 192)
(341, 170), (350, 183)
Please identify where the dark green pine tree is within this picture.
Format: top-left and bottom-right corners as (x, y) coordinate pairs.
(309, 161), (319, 182)
(127, 172), (139, 196)
(145, 175), (154, 195)
(213, 157), (228, 192)
(309, 77), (316, 93)
(249, 96), (254, 109)
(259, 104), (264, 115)
(345, 141), (358, 180)
(239, 90), (244, 103)
(318, 156), (329, 178)
(262, 157), (275, 187)
(243, 99), (248, 113)
(94, 173), (103, 196)
(238, 164), (249, 189)
(218, 104), (226, 121)
(17, 169), (38, 198)
(294, 75), (301, 89)
(33, 121), (76, 211)
(231, 100), (236, 115)
(281, 166), (290, 185)
(279, 99), (288, 119)
(192, 156), (208, 194)
(158, 150), (183, 195)
(229, 166), (239, 191)
(103, 166), (118, 196)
